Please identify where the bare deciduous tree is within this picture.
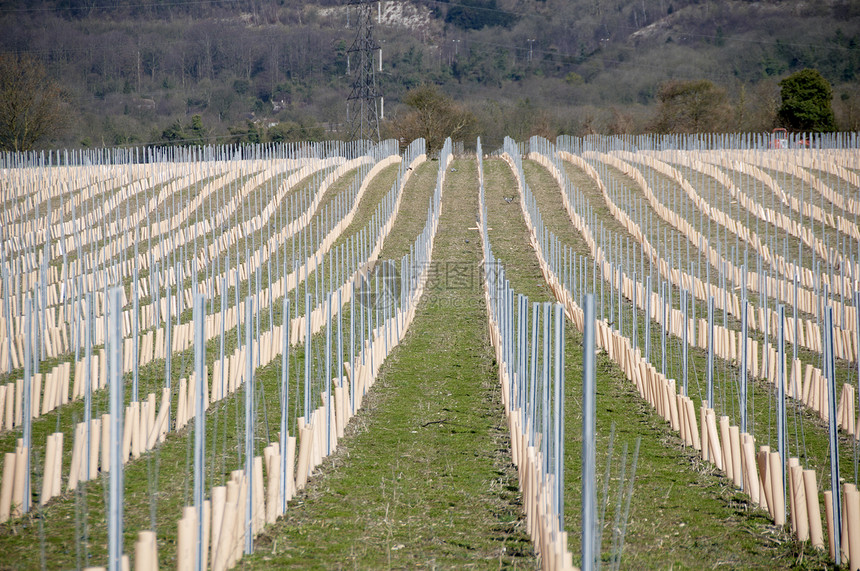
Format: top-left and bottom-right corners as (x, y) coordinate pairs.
(0, 54), (69, 152)
(651, 79), (731, 134)
(389, 85), (476, 154)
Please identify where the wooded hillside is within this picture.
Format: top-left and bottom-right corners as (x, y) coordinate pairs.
(1, 0), (858, 148)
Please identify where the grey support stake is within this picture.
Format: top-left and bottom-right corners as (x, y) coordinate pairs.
(85, 293), (92, 480)
(305, 293), (312, 421)
(529, 302), (538, 450)
(856, 291), (860, 439)
(256, 264), (261, 366)
(280, 297), (290, 516)
(166, 277), (172, 391)
(220, 275), (226, 401)
(644, 275), (651, 364)
(40, 259), (47, 363)
(2, 266), (11, 373)
(108, 287), (124, 571)
(337, 288), (343, 421)
(825, 307), (841, 560)
(794, 274), (800, 365)
(777, 304), (786, 512)
(350, 280), (356, 416)
(740, 300), (748, 435)
(661, 281), (667, 378)
(582, 294), (597, 571)
(193, 293), (206, 571)
(541, 302), (551, 476)
(235, 267), (241, 349)
(631, 272), (637, 352)
(553, 302), (565, 531)
(600, 253), (605, 321)
(617, 266), (622, 335)
(682, 289), (688, 396)
(23, 297), (31, 514)
(325, 293), (332, 457)
(609, 261), (614, 327)
(707, 296), (714, 409)
(133, 265), (139, 402)
(244, 296), (254, 555)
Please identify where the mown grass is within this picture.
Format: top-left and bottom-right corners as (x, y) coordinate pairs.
(2, 150), (851, 570)
(243, 158), (537, 569)
(0, 159), (407, 569)
(550, 155), (859, 472)
(377, 160), (439, 260)
(484, 156), (829, 569)
(0, 161), (396, 481)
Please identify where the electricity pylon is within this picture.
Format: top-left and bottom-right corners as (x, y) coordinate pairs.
(346, 0), (382, 143)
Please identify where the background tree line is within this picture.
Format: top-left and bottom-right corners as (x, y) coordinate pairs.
(0, 0), (858, 151)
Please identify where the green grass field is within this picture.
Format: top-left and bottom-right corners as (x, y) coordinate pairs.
(1, 143), (856, 570)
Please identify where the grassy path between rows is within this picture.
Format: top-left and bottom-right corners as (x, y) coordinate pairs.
(244, 158), (537, 569)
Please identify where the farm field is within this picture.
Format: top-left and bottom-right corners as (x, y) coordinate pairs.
(0, 134), (859, 570)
